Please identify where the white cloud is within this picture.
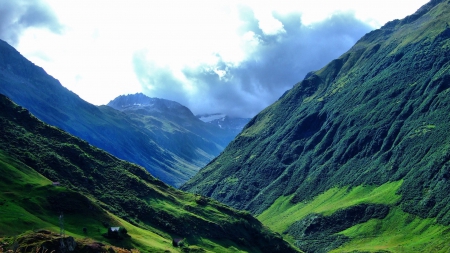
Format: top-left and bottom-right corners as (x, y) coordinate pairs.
(6, 0), (430, 112)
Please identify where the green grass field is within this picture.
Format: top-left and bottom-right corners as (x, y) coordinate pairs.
(332, 207), (450, 253)
(258, 180), (450, 252)
(0, 152), (258, 252)
(0, 151), (177, 252)
(258, 181), (402, 233)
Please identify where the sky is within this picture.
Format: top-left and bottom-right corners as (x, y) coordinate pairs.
(1, 0), (430, 118)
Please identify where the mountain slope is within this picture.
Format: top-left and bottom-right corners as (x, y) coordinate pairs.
(0, 94), (298, 253)
(0, 40), (233, 187)
(182, 0), (450, 251)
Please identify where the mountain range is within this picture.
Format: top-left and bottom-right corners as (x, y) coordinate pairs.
(182, 0), (450, 252)
(0, 42), (237, 187)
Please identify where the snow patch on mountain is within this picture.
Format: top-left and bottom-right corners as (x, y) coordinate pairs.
(197, 113), (226, 122)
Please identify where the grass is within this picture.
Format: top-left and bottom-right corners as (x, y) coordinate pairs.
(0, 153), (58, 236)
(106, 215), (174, 252)
(258, 181), (402, 234)
(408, 124), (436, 138)
(240, 113), (273, 137)
(0, 152), (185, 252)
(0, 152), (173, 251)
(258, 180), (450, 252)
(331, 207), (450, 253)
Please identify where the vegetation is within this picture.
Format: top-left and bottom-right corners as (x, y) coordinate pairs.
(183, 0), (450, 251)
(257, 181), (402, 233)
(332, 207), (450, 253)
(256, 180), (449, 252)
(0, 94), (298, 252)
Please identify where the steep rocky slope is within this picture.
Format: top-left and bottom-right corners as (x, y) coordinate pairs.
(182, 0), (450, 251)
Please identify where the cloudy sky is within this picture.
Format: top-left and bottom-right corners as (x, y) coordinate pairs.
(1, 0), (429, 118)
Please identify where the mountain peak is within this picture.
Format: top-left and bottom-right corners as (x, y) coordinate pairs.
(107, 93), (195, 117)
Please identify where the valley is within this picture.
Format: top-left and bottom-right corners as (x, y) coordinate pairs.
(1, 0), (450, 252)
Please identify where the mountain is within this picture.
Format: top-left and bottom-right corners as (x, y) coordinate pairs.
(0, 93), (298, 253)
(182, 0), (450, 252)
(0, 39), (233, 187)
(197, 113), (251, 136)
(107, 93), (237, 164)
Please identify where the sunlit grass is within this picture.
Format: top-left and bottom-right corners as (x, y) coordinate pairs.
(0, 148), (289, 253)
(258, 181), (402, 233)
(331, 207), (450, 253)
(258, 180), (450, 252)
(240, 114), (273, 137)
(0, 151), (172, 251)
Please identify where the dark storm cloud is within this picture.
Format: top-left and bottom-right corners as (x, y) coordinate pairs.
(135, 9), (372, 118)
(0, 0), (63, 45)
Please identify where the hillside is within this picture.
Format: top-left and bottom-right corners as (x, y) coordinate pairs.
(0, 93), (298, 253)
(182, 0), (450, 252)
(0, 40), (234, 187)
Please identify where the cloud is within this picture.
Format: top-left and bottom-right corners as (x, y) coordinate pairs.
(134, 8), (372, 118)
(0, 0), (63, 45)
(9, 0), (429, 111)
(134, 56), (189, 106)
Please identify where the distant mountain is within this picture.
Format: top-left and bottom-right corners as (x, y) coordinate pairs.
(0, 40), (235, 187)
(0, 94), (298, 252)
(107, 93), (238, 164)
(197, 113), (251, 136)
(182, 0), (450, 252)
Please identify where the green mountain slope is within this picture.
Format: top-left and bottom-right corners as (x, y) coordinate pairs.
(0, 40), (235, 187)
(0, 94), (298, 253)
(182, 0), (450, 251)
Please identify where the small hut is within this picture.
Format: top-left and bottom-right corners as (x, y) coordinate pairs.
(172, 238), (184, 247)
(110, 227), (120, 232)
